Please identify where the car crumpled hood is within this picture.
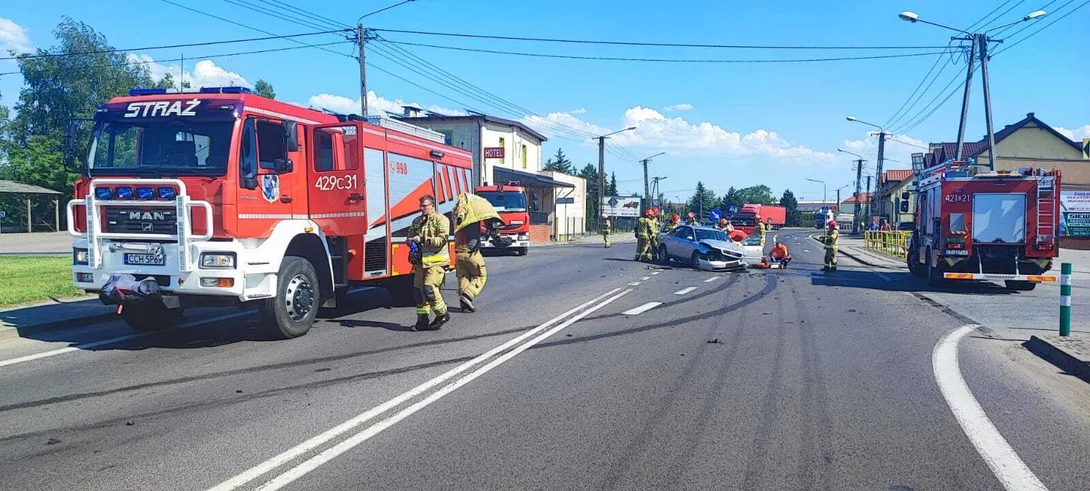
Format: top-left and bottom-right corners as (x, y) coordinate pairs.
(699, 239), (745, 256)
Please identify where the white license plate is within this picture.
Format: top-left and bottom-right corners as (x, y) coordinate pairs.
(124, 253), (165, 266)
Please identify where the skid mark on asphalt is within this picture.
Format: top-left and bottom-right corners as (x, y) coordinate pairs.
(0, 325), (542, 415)
(790, 273), (835, 487)
(741, 290), (788, 490)
(577, 274), (743, 324)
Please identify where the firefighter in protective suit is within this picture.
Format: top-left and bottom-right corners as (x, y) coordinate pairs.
(635, 209), (654, 262)
(663, 213), (680, 234)
(756, 219), (768, 248)
(648, 208), (661, 262)
(452, 193), (502, 313)
(408, 194), (451, 330)
(820, 220), (839, 272)
(602, 215), (612, 248)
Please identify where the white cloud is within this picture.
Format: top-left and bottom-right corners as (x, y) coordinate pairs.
(307, 91), (465, 117)
(127, 54), (249, 88)
(569, 108), (587, 115)
(0, 17), (32, 56)
(1056, 125), (1090, 142)
(663, 103), (693, 112)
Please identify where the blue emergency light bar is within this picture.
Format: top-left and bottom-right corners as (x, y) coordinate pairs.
(199, 87), (252, 94)
(128, 88), (169, 96)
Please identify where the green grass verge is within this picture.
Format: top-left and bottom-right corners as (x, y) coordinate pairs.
(0, 256), (86, 308)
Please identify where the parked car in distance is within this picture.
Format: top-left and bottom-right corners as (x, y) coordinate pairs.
(657, 225), (745, 271)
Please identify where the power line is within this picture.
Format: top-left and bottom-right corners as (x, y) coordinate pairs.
(370, 28), (951, 50)
(223, 0), (337, 32)
(881, 41), (957, 128)
(378, 40), (949, 63)
(966, 0), (1019, 30)
(994, 0), (1089, 55)
(0, 27), (351, 61)
(264, 0), (351, 29)
(991, 0), (1060, 36)
(159, 0), (354, 59)
(361, 0), (418, 19)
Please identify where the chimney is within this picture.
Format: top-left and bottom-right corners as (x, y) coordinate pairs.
(402, 105), (423, 118)
(1027, 112), (1035, 119)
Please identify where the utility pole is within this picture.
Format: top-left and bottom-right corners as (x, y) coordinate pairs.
(642, 158), (650, 209)
(875, 131), (888, 213)
(954, 35), (978, 161)
(597, 136), (606, 229)
(978, 34), (998, 169)
(853, 159), (864, 234)
(358, 23), (368, 116)
(865, 175), (873, 228)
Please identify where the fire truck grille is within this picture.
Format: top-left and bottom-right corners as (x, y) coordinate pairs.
(365, 237), (387, 273)
(104, 208), (177, 234)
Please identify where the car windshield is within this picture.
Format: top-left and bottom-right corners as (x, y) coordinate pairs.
(694, 229), (727, 241)
(478, 191), (527, 212)
(87, 119), (233, 177)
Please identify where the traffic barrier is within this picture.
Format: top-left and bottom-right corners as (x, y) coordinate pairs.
(1060, 262), (1072, 336)
(863, 230), (911, 258)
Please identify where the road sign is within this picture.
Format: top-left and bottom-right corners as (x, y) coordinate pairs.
(709, 209), (721, 221)
(0, 211), (6, 219)
(727, 205), (738, 214)
(555, 197), (575, 205)
(1082, 138), (1089, 160)
(484, 147), (505, 159)
(601, 196), (640, 217)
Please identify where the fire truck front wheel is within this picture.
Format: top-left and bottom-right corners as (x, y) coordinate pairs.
(262, 256), (320, 339)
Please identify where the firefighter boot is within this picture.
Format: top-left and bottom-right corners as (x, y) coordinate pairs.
(460, 293), (476, 313)
(428, 311), (451, 330)
(414, 314), (431, 330)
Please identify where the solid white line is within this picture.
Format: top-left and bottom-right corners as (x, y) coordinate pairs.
(209, 287), (624, 491)
(622, 302), (662, 316)
(650, 271), (661, 275)
(640, 276), (651, 281)
(0, 311), (251, 369)
(628, 282), (641, 286)
(252, 288), (633, 491)
(674, 287), (698, 295)
(704, 276), (721, 283)
(933, 325), (1049, 491)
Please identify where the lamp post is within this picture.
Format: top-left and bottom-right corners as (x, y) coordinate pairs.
(839, 148), (866, 233)
(847, 116), (890, 205)
(593, 127), (636, 230)
(640, 151), (666, 209)
(806, 177), (827, 235)
(898, 9), (1046, 169)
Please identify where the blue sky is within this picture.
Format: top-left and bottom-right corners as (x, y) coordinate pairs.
(2, 0), (1087, 203)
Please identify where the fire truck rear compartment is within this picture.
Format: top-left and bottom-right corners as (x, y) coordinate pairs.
(944, 244), (1050, 276)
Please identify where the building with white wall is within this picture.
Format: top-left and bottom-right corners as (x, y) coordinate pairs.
(393, 110), (547, 186)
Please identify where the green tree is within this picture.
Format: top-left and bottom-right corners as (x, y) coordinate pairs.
(578, 163), (600, 223)
(609, 172), (618, 195)
(543, 147), (574, 174)
(686, 182), (718, 220)
(779, 189), (804, 227)
(254, 79), (276, 99)
(720, 186), (740, 211)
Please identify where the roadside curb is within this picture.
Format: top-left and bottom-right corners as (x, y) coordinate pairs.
(1024, 335), (1090, 385)
(0, 311), (118, 341)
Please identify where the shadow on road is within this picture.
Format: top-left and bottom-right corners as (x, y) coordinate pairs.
(808, 270), (1025, 296)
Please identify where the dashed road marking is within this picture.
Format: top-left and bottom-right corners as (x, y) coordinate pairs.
(933, 325), (1049, 491)
(674, 287), (698, 295)
(704, 276), (721, 283)
(622, 302), (662, 316)
(640, 276), (651, 281)
(650, 271), (661, 275)
(628, 282), (641, 286)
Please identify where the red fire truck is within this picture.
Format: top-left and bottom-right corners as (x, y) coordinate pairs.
(473, 182), (530, 256)
(906, 159), (1060, 290)
(66, 87), (473, 338)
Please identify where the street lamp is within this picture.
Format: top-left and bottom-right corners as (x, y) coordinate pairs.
(838, 148), (867, 233)
(807, 178), (828, 237)
(847, 115), (890, 219)
(640, 152), (666, 208)
(899, 9), (1045, 169)
(593, 126), (637, 230)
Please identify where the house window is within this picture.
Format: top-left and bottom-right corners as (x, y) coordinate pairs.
(521, 144), (528, 169)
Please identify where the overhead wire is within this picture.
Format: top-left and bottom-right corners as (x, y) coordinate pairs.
(990, 0), (1061, 37)
(264, 0), (352, 29)
(360, 0), (419, 19)
(222, 0), (336, 33)
(993, 0), (1088, 55)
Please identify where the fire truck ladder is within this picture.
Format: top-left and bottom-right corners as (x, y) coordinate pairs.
(1036, 175), (1056, 246)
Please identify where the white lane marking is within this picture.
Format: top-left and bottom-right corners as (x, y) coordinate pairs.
(704, 276), (721, 283)
(622, 302), (662, 316)
(873, 271), (894, 283)
(210, 288), (625, 491)
(933, 325), (1049, 491)
(249, 288), (633, 491)
(650, 271), (661, 275)
(0, 312), (251, 369)
(628, 282), (641, 286)
(803, 250), (810, 253)
(674, 287), (698, 295)
(640, 276), (651, 281)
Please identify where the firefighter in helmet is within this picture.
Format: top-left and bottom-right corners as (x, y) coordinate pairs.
(685, 211), (698, 226)
(408, 194), (451, 330)
(663, 213), (680, 234)
(635, 208), (654, 262)
(648, 208), (662, 262)
(717, 218), (734, 233)
(820, 219), (840, 272)
(756, 218), (768, 248)
(601, 214), (612, 248)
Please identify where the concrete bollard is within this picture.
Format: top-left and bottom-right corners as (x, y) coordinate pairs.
(1060, 262), (1072, 337)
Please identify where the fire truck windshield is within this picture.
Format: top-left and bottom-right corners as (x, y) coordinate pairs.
(478, 191), (527, 212)
(86, 119), (233, 177)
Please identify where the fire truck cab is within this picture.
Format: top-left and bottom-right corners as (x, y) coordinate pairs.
(473, 182), (530, 256)
(906, 159), (1060, 290)
(66, 87), (473, 338)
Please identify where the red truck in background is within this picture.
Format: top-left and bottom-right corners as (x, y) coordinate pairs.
(729, 204), (786, 235)
(906, 159), (1060, 290)
(474, 182), (530, 256)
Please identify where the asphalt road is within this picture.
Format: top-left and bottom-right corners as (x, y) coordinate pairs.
(1, 229), (1088, 490)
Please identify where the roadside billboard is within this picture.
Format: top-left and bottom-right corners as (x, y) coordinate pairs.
(1060, 191), (1090, 237)
(601, 196), (640, 217)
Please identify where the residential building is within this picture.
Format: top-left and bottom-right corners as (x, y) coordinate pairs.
(872, 169), (916, 225)
(839, 192), (871, 215)
(393, 109), (547, 186)
(796, 200), (839, 213)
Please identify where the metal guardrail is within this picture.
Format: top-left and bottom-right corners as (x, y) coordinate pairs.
(864, 230), (911, 258)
